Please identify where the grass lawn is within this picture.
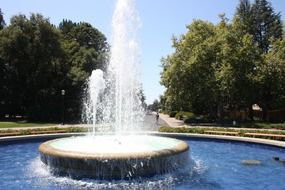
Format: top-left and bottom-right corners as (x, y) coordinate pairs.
(0, 121), (56, 128)
(159, 126), (285, 141)
(240, 122), (285, 130)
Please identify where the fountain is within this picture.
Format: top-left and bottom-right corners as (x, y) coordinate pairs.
(39, 0), (189, 180)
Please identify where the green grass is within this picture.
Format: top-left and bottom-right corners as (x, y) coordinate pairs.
(0, 126), (88, 136)
(159, 126), (285, 141)
(0, 121), (56, 128)
(239, 122), (285, 130)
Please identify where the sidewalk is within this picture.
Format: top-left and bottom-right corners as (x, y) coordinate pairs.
(158, 114), (285, 132)
(159, 114), (184, 128)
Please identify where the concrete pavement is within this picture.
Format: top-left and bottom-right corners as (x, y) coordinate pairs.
(158, 113), (184, 127)
(158, 113), (285, 132)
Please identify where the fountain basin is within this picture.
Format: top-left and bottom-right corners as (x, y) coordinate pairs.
(39, 135), (189, 179)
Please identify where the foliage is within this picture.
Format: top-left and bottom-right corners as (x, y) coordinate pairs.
(169, 111), (178, 118)
(58, 20), (109, 120)
(161, 20), (218, 115)
(0, 8), (5, 29)
(0, 14), (65, 121)
(0, 14), (109, 122)
(175, 111), (195, 120)
(160, 0), (284, 121)
(0, 121), (55, 128)
(147, 99), (160, 111)
(0, 126), (89, 136)
(159, 126), (285, 141)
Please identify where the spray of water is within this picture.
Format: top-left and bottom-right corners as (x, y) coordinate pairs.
(83, 0), (144, 135)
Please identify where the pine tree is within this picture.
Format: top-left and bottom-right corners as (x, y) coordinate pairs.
(251, 0), (283, 53)
(234, 0), (253, 35)
(0, 9), (5, 30)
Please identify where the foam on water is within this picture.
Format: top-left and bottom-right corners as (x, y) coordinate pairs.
(28, 156), (195, 190)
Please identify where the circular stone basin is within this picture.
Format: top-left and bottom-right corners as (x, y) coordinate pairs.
(39, 135), (190, 180)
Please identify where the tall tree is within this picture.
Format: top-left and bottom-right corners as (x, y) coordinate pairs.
(0, 14), (64, 120)
(0, 9), (6, 117)
(0, 8), (5, 30)
(234, 0), (283, 120)
(0, 14), (109, 122)
(234, 0), (253, 36)
(161, 20), (218, 115)
(245, 0), (282, 53)
(59, 20), (109, 120)
(215, 19), (261, 120)
(256, 36), (285, 121)
(235, 0), (283, 53)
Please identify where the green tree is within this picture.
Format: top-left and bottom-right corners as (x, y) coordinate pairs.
(256, 37), (285, 121)
(215, 19), (261, 120)
(161, 20), (218, 115)
(234, 0), (253, 36)
(59, 20), (109, 120)
(148, 99), (160, 112)
(252, 0), (283, 53)
(235, 0), (283, 53)
(0, 8), (5, 30)
(0, 14), (64, 120)
(235, 0), (283, 120)
(0, 14), (109, 122)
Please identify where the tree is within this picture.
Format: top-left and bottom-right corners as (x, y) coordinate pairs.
(252, 0), (283, 53)
(160, 16), (266, 121)
(0, 14), (109, 121)
(161, 20), (218, 115)
(59, 20), (109, 120)
(256, 37), (285, 121)
(0, 14), (65, 120)
(0, 8), (5, 30)
(235, 0), (284, 120)
(148, 99), (160, 112)
(234, 0), (253, 35)
(138, 87), (147, 110)
(215, 19), (261, 120)
(235, 0), (283, 53)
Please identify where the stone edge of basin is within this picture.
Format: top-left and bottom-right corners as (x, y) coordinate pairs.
(38, 136), (190, 160)
(0, 132), (284, 148)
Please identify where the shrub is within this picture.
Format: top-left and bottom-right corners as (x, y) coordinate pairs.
(183, 112), (195, 119)
(175, 112), (184, 120)
(183, 113), (197, 123)
(175, 111), (196, 120)
(169, 111), (178, 117)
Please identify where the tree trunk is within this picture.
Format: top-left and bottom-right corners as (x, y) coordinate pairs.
(248, 104), (253, 121)
(262, 105), (268, 121)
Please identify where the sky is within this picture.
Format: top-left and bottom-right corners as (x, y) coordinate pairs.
(1, 0), (285, 104)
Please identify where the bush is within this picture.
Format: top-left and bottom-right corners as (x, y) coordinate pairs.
(183, 113), (197, 123)
(183, 114), (216, 124)
(183, 112), (195, 119)
(175, 112), (184, 120)
(175, 111), (195, 120)
(169, 111), (178, 117)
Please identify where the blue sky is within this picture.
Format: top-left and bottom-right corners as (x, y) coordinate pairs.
(1, 0), (285, 104)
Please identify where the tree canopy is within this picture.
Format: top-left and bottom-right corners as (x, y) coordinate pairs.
(160, 0), (284, 122)
(0, 13), (109, 122)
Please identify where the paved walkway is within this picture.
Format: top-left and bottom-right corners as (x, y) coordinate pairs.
(158, 113), (285, 132)
(159, 114), (184, 127)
